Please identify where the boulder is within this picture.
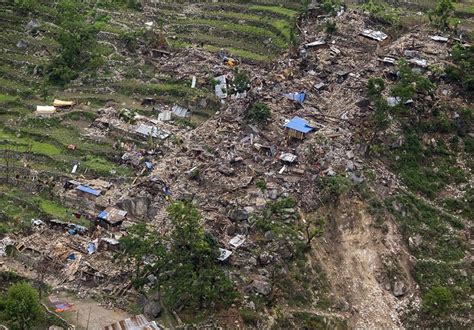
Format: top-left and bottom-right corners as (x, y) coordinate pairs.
(228, 208), (248, 221)
(25, 19), (41, 31)
(393, 281), (407, 297)
(144, 300), (161, 318)
(119, 196), (150, 217)
(252, 277), (271, 296)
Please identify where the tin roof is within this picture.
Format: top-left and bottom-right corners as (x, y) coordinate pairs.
(284, 117), (314, 134)
(76, 185), (101, 197)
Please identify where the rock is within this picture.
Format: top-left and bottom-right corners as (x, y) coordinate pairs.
(408, 234), (422, 248)
(255, 197), (266, 207)
(346, 150), (355, 159)
(350, 173), (364, 184)
(227, 224), (237, 236)
(346, 160), (354, 172)
(393, 281), (407, 297)
(228, 208), (248, 221)
(16, 40), (28, 49)
(258, 252), (272, 265)
(267, 189), (278, 200)
(252, 277), (272, 295)
(327, 168), (336, 176)
(119, 196), (150, 217)
(247, 301), (256, 310)
(264, 230), (274, 241)
(356, 98), (370, 108)
(144, 300), (161, 318)
(26, 19), (41, 31)
(244, 206), (255, 214)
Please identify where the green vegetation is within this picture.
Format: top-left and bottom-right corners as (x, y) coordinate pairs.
(248, 102), (271, 125)
(321, 0), (342, 16)
(360, 0), (402, 27)
(445, 44), (473, 94)
(391, 60), (435, 104)
(0, 282), (44, 329)
(325, 20), (337, 36)
(161, 201), (237, 310)
(429, 0), (455, 30)
(47, 0), (103, 85)
(422, 286), (454, 317)
(118, 202), (237, 312)
(366, 77), (390, 152)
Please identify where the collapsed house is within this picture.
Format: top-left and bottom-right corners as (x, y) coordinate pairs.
(97, 207), (128, 231)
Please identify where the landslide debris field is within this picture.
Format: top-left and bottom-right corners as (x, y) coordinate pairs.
(0, 0), (472, 329)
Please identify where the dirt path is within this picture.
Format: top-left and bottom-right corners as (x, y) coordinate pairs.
(53, 291), (131, 330)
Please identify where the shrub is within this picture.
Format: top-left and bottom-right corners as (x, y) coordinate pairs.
(240, 308), (260, 325)
(445, 44), (474, 94)
(325, 20), (337, 36)
(361, 0), (401, 27)
(429, 0), (455, 30)
(233, 69), (251, 93)
(248, 102), (271, 125)
(256, 179), (267, 191)
(422, 286), (454, 317)
(321, 0), (342, 16)
(367, 77), (385, 98)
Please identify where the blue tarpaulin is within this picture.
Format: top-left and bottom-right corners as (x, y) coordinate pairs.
(87, 242), (96, 254)
(284, 117), (314, 134)
(76, 185), (100, 197)
(97, 210), (108, 220)
(145, 161), (154, 170)
(283, 92), (306, 103)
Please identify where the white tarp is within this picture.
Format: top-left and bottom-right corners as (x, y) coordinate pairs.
(361, 29), (388, 41)
(229, 234), (246, 248)
(217, 248), (232, 261)
(215, 75), (227, 100)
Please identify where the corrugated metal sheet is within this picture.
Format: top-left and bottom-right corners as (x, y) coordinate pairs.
(76, 185), (101, 197)
(284, 117), (314, 134)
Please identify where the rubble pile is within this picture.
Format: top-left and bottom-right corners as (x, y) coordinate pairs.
(1, 5), (471, 328)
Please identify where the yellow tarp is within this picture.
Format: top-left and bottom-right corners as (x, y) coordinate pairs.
(53, 99), (74, 107)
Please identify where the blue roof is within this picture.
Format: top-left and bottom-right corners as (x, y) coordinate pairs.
(97, 210), (108, 220)
(76, 185), (101, 197)
(284, 117), (314, 134)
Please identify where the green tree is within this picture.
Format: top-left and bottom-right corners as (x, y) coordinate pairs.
(367, 77), (385, 98)
(391, 60), (435, 103)
(118, 223), (163, 281)
(47, 0), (102, 85)
(3, 282), (44, 330)
(160, 201), (236, 310)
(248, 102), (271, 125)
(429, 0), (454, 30)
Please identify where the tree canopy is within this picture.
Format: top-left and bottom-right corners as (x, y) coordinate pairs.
(2, 282), (44, 330)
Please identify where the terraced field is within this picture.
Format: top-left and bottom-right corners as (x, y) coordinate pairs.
(157, 1), (301, 61)
(0, 0), (302, 230)
(158, 1), (300, 61)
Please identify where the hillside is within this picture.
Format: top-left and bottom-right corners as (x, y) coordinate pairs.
(0, 0), (472, 329)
